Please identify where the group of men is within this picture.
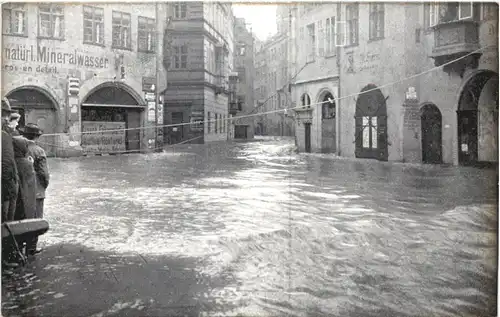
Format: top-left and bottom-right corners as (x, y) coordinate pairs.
(1, 97), (50, 271)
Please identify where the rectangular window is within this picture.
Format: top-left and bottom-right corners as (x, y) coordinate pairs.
(318, 20), (324, 56)
(306, 23), (316, 62)
(371, 117), (378, 148)
(207, 111), (211, 133)
(369, 4), (384, 40)
(432, 2), (473, 24)
(112, 11), (131, 49)
(172, 45), (188, 69)
(346, 4), (359, 45)
(362, 117), (370, 148)
(459, 2), (472, 19)
(336, 20), (346, 47)
(138, 16), (155, 52)
(2, 3), (26, 36)
(325, 16), (337, 54)
(83, 6), (104, 45)
(38, 4), (64, 39)
(215, 113), (218, 133)
(174, 2), (187, 19)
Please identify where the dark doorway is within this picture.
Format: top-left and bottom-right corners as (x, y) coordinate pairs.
(457, 110), (478, 165)
(421, 104), (442, 164)
(305, 123), (311, 153)
(354, 84), (388, 161)
(235, 125), (248, 139)
(170, 111), (184, 144)
(126, 110), (141, 151)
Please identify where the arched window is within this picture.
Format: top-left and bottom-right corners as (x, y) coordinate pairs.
(301, 93), (311, 108)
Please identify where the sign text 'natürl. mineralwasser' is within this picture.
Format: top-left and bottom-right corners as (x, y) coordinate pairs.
(3, 45), (110, 69)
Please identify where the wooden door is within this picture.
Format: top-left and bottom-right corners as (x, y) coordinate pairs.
(305, 123), (311, 153)
(126, 110), (141, 151)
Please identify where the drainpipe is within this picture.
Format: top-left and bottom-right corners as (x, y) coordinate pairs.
(336, 1), (342, 156)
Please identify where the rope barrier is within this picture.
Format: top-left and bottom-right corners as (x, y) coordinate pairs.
(37, 45), (492, 139)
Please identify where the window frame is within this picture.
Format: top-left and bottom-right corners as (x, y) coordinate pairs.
(369, 3), (384, 40)
(306, 23), (316, 63)
(173, 2), (187, 19)
(83, 5), (105, 46)
(112, 11), (132, 50)
(301, 93), (311, 108)
(138, 16), (156, 53)
(38, 4), (65, 40)
(2, 3), (27, 37)
(171, 45), (188, 69)
(346, 3), (359, 46)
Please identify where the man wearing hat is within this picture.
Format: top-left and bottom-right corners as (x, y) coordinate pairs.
(2, 97), (21, 268)
(22, 123), (50, 256)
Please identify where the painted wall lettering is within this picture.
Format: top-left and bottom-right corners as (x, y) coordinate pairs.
(3, 45), (110, 69)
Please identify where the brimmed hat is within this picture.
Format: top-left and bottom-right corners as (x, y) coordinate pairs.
(10, 112), (20, 121)
(2, 97), (14, 113)
(20, 123), (43, 136)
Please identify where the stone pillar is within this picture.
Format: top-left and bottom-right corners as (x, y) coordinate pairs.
(59, 78), (83, 157)
(402, 87), (421, 163)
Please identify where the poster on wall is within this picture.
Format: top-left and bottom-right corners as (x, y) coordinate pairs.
(81, 121), (126, 154)
(147, 101), (156, 123)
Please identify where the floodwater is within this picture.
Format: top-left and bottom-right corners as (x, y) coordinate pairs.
(2, 137), (498, 317)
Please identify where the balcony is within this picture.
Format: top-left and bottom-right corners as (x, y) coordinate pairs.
(430, 19), (481, 76)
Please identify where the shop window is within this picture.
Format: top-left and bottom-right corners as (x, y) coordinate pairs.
(112, 11), (131, 49)
(322, 93), (336, 119)
(369, 3), (384, 40)
(173, 2), (187, 19)
(83, 6), (104, 45)
(2, 3), (26, 36)
(346, 3), (359, 46)
(138, 16), (155, 53)
(171, 45), (188, 69)
(38, 4), (64, 39)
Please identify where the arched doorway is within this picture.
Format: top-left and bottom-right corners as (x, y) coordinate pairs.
(319, 90), (336, 153)
(6, 87), (58, 157)
(457, 71), (498, 166)
(421, 103), (442, 164)
(81, 84), (144, 154)
(355, 85), (388, 161)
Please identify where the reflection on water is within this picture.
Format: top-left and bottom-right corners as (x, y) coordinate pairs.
(4, 137), (498, 316)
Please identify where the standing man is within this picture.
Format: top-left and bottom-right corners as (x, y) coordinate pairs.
(22, 123), (50, 256)
(2, 97), (21, 269)
(2, 98), (19, 221)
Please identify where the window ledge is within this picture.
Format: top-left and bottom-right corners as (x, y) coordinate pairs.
(37, 36), (65, 41)
(368, 36), (385, 43)
(324, 53), (337, 59)
(343, 43), (359, 49)
(2, 33), (28, 38)
(84, 41), (106, 48)
(138, 49), (156, 54)
(112, 46), (132, 51)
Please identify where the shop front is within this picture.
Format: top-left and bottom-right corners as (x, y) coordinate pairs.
(80, 84), (145, 155)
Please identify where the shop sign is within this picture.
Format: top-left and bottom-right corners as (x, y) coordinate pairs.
(81, 121), (126, 154)
(148, 101), (156, 123)
(142, 77), (156, 92)
(144, 92), (156, 102)
(2, 45), (111, 74)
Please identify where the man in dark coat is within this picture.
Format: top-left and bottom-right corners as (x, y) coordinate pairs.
(22, 123), (50, 256)
(2, 98), (19, 221)
(1, 97), (21, 269)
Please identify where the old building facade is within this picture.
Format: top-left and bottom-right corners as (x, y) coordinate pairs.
(291, 2), (498, 166)
(232, 17), (255, 140)
(163, 1), (234, 144)
(253, 31), (294, 137)
(2, 3), (168, 156)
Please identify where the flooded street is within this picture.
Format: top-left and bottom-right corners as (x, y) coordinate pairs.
(2, 137), (498, 317)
